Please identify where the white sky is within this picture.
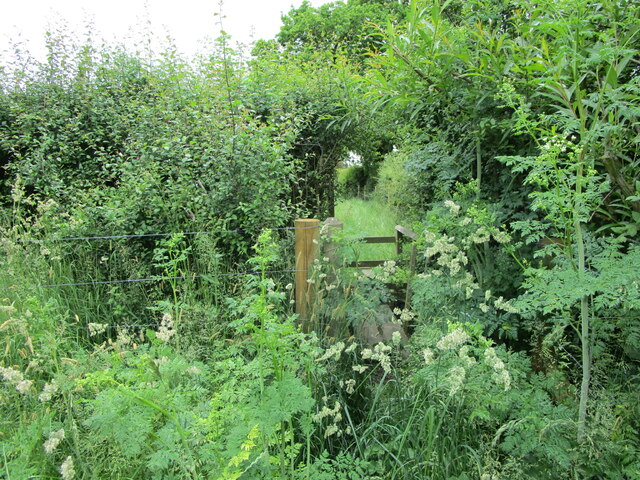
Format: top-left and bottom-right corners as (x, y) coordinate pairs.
(1, 0), (331, 62)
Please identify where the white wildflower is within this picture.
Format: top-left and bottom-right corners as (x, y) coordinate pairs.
(352, 365), (368, 373)
(423, 348), (435, 365)
(394, 308), (415, 323)
(479, 303), (490, 313)
(448, 366), (466, 396)
(344, 379), (356, 395)
(60, 456), (75, 480)
(436, 328), (470, 350)
(493, 368), (512, 391)
(444, 200), (461, 215)
(458, 346), (476, 368)
(364, 342), (393, 374)
(392, 331), (402, 346)
(494, 296), (518, 313)
(44, 429), (65, 454)
(115, 328), (132, 348)
(344, 342), (358, 354)
(484, 348), (511, 390)
(87, 323), (107, 337)
(313, 401), (341, 422)
(39, 380), (59, 402)
(324, 424), (339, 438)
(157, 313), (176, 343)
(492, 231), (511, 244)
(0, 366), (23, 384)
(16, 379), (32, 394)
(315, 342), (345, 362)
(285, 283), (293, 290)
(470, 227), (491, 244)
(459, 216), (472, 226)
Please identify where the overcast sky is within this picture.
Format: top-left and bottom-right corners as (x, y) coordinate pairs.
(1, 0), (331, 62)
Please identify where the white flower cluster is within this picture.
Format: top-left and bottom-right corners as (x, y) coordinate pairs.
(459, 216), (472, 227)
(425, 234), (457, 259)
(343, 379), (356, 395)
(436, 328), (470, 351)
(315, 341), (345, 362)
(493, 296), (518, 314)
(88, 323), (107, 337)
(1, 366), (32, 394)
(484, 348), (511, 390)
(447, 366), (466, 396)
(458, 345), (476, 368)
(60, 456), (75, 480)
(423, 348), (435, 365)
(313, 400), (345, 438)
(344, 342), (358, 354)
(454, 272), (479, 299)
(371, 260), (397, 282)
(0, 304), (17, 315)
(157, 313), (176, 343)
(39, 379), (59, 402)
(470, 227), (491, 244)
(44, 428), (65, 454)
(492, 231), (511, 244)
(114, 328), (133, 349)
(361, 342), (393, 374)
(424, 234), (472, 277)
(352, 364), (368, 373)
(393, 308), (415, 323)
(444, 200), (461, 216)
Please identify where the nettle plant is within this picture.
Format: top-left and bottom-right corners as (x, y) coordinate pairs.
(410, 189), (520, 339)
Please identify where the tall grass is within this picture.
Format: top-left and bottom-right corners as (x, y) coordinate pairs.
(335, 198), (398, 261)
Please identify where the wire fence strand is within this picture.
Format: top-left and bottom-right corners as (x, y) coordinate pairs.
(19, 223), (320, 244)
(37, 269), (302, 288)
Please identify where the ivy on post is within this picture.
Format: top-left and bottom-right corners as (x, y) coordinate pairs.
(295, 218), (320, 331)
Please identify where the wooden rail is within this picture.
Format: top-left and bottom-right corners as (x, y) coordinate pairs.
(348, 225), (417, 269)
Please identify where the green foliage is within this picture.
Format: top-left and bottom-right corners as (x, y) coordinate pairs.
(2, 1), (639, 477)
(372, 150), (410, 208)
(410, 191), (521, 339)
(278, 0), (407, 63)
(337, 165), (368, 199)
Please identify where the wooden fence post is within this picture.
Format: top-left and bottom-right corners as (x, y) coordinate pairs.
(295, 218), (320, 328)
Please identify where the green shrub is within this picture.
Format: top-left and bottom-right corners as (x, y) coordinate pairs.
(337, 166), (368, 199)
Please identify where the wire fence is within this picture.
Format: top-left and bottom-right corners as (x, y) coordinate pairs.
(38, 270), (303, 288)
(9, 222), (322, 288)
(21, 223), (320, 244)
